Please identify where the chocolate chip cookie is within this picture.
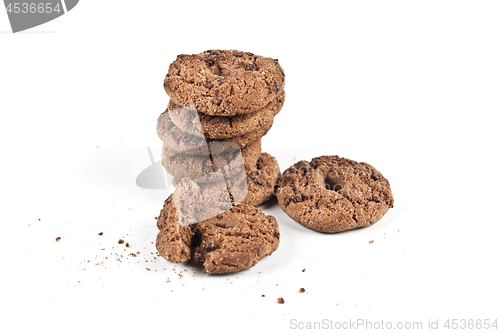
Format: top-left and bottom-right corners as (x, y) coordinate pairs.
(167, 89), (284, 139)
(157, 109), (273, 155)
(171, 152), (280, 207)
(164, 50), (285, 116)
(276, 156), (394, 233)
(233, 152), (281, 207)
(162, 139), (261, 182)
(193, 204), (280, 274)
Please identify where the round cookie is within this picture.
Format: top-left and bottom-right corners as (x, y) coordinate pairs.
(167, 89), (284, 139)
(156, 110), (208, 155)
(162, 145), (219, 182)
(172, 169), (248, 202)
(162, 139), (261, 182)
(157, 110), (272, 155)
(193, 204), (280, 274)
(276, 156), (394, 233)
(171, 170), (247, 188)
(211, 138), (261, 171)
(164, 50), (285, 116)
(170, 152), (279, 208)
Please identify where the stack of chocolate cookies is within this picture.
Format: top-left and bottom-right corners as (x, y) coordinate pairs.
(155, 50), (285, 274)
(156, 49), (285, 208)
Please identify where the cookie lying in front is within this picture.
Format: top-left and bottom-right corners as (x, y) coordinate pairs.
(156, 179), (280, 274)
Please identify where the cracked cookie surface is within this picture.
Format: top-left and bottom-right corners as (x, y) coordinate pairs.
(232, 152), (281, 207)
(276, 156), (394, 233)
(156, 195), (280, 274)
(157, 109), (272, 155)
(164, 49), (285, 116)
(167, 89), (284, 139)
(162, 139), (261, 182)
(156, 181), (234, 263)
(171, 152), (281, 207)
(193, 204), (280, 274)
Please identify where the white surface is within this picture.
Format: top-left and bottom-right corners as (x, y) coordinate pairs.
(1, 1), (499, 332)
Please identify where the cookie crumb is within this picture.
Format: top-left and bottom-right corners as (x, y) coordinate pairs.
(98, 232), (103, 236)
(302, 269), (305, 272)
(262, 295), (265, 297)
(277, 297), (285, 304)
(369, 240), (374, 244)
(38, 218), (41, 221)
(118, 239), (124, 244)
(299, 288), (305, 293)
(154, 217), (158, 219)
(125, 243), (130, 248)
(55, 237), (61, 242)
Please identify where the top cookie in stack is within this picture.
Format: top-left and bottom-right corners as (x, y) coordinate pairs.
(164, 49), (285, 117)
(157, 49), (285, 208)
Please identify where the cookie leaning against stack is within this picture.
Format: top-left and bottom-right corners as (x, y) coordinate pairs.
(157, 49), (285, 207)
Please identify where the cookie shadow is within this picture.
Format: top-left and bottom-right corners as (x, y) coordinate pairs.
(258, 195), (279, 209)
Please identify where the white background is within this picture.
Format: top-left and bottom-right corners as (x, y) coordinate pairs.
(1, 1), (499, 332)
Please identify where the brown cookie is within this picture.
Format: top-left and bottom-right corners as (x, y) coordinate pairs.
(171, 151), (280, 207)
(156, 110), (208, 155)
(156, 192), (280, 274)
(173, 171), (248, 203)
(157, 110), (272, 155)
(276, 156), (394, 233)
(235, 152), (281, 207)
(167, 89), (284, 139)
(164, 50), (285, 116)
(193, 204), (280, 274)
(211, 138), (261, 171)
(162, 145), (217, 181)
(162, 139), (261, 182)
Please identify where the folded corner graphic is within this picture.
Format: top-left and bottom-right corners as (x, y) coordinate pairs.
(4, 0), (79, 33)
(135, 147), (168, 190)
(158, 104), (249, 225)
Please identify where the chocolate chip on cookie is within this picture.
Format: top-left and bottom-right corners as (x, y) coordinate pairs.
(276, 156), (394, 233)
